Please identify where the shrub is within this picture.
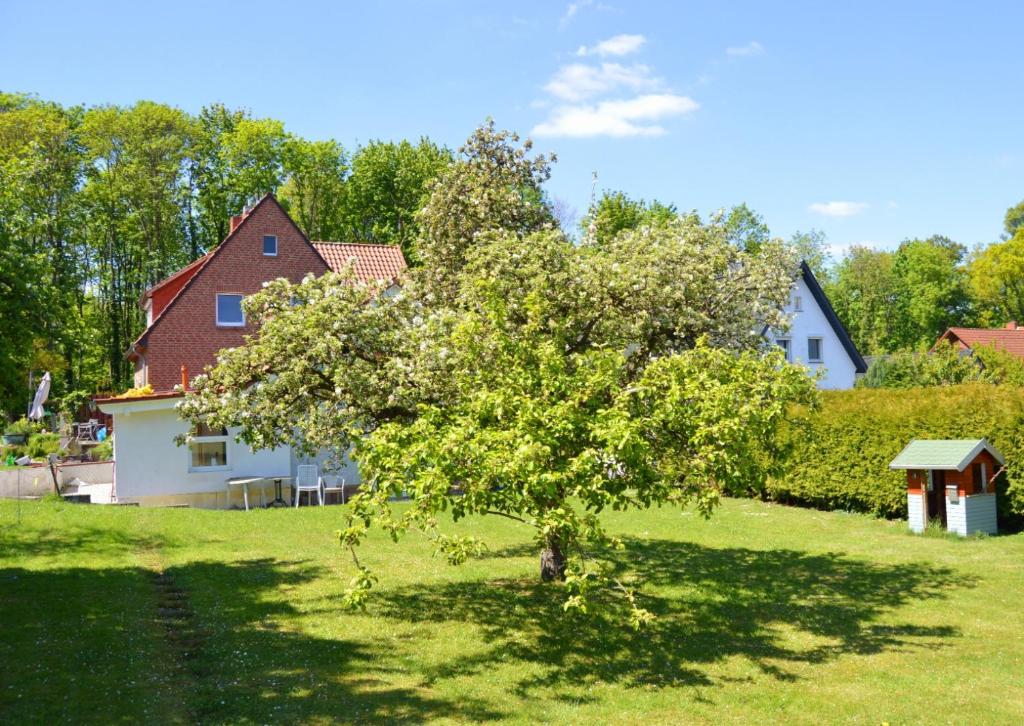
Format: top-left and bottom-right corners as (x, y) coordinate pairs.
(26, 433), (66, 460)
(91, 436), (113, 461)
(764, 384), (1024, 528)
(859, 341), (1024, 389)
(4, 417), (39, 436)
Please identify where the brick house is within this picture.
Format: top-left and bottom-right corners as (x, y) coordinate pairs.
(97, 195), (406, 507)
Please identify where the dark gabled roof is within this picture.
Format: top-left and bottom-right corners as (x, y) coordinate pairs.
(800, 260), (867, 373)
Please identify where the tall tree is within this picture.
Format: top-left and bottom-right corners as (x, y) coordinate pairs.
(80, 102), (193, 386)
(581, 190), (677, 245)
(789, 229), (832, 281)
(826, 247), (899, 355)
(891, 235), (972, 347)
(279, 137), (349, 241)
(341, 139), (451, 259)
(968, 231), (1024, 326)
(722, 202), (770, 252)
(1003, 199), (1024, 240)
(0, 94), (88, 410)
(190, 103), (248, 250)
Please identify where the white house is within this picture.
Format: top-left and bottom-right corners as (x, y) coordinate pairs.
(96, 195), (405, 508)
(767, 261), (866, 389)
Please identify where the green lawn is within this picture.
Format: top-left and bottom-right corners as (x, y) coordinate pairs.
(1, 498), (1022, 725)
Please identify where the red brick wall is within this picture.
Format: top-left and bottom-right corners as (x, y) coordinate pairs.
(139, 198), (329, 390)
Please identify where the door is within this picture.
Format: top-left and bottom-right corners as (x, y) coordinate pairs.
(927, 470), (947, 527)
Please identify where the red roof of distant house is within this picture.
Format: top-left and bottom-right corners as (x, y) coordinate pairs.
(935, 323), (1024, 359)
(312, 242), (407, 283)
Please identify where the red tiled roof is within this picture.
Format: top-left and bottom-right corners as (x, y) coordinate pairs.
(312, 242), (407, 283)
(141, 250), (214, 306)
(937, 327), (1024, 359)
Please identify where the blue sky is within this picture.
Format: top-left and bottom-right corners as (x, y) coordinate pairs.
(3, 0), (1022, 257)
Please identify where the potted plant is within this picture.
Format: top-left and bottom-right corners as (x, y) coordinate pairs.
(3, 417), (35, 446)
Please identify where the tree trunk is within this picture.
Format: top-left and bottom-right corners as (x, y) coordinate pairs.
(540, 535), (567, 582)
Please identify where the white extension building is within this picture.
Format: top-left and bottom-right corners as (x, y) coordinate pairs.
(768, 261), (867, 389)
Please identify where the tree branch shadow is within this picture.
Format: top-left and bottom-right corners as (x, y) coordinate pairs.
(373, 538), (973, 696)
(1, 557), (505, 724)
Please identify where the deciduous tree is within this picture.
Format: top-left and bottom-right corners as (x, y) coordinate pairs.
(180, 174), (812, 618)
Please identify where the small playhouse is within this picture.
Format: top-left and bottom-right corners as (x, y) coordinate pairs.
(889, 439), (1003, 536)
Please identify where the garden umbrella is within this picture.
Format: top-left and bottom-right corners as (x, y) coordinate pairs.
(28, 372), (50, 421)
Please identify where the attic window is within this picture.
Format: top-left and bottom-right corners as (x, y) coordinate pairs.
(808, 337), (823, 363)
(793, 295), (803, 312)
(263, 235), (278, 256)
(216, 294), (245, 327)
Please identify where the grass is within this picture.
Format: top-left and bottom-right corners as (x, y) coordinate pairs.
(1, 498), (1022, 724)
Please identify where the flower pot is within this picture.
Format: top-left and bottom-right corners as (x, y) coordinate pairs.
(2, 433), (27, 446)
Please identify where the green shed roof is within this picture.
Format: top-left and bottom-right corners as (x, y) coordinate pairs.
(889, 439), (1005, 471)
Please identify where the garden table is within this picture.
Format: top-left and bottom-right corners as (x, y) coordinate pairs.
(225, 475), (292, 510)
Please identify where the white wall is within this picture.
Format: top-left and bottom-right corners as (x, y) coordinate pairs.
(110, 404), (290, 501)
(768, 276), (859, 390)
(948, 493), (998, 536)
(907, 492), (926, 533)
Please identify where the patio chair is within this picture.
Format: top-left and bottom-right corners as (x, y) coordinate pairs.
(321, 474), (347, 505)
(294, 464), (323, 507)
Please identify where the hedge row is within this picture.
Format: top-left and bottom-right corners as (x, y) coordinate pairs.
(764, 384), (1024, 526)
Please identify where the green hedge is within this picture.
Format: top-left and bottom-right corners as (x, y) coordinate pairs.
(765, 384), (1024, 527)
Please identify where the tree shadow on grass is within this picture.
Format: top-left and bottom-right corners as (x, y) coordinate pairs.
(0, 557), (504, 725)
(0, 522), (178, 560)
(374, 538), (973, 696)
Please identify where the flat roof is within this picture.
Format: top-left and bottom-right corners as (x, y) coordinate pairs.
(94, 391), (183, 405)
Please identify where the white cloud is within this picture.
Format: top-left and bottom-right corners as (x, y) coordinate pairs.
(532, 93), (699, 138)
(808, 201), (869, 218)
(561, 0), (590, 26)
(577, 33), (646, 57)
(534, 30), (694, 139)
(560, 0), (612, 28)
(544, 62), (660, 102)
(726, 41), (764, 57)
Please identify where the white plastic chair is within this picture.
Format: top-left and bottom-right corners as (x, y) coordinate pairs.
(322, 474), (347, 505)
(294, 464), (323, 507)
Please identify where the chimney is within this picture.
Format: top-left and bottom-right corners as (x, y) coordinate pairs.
(229, 215), (243, 233)
(180, 365), (188, 390)
(1007, 321), (1018, 330)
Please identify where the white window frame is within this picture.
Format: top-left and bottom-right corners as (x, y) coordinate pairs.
(188, 424), (230, 473)
(807, 336), (823, 363)
(793, 295), (803, 312)
(216, 293), (245, 328)
(263, 235), (278, 256)
(776, 337), (792, 362)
